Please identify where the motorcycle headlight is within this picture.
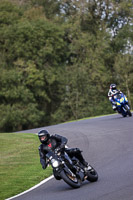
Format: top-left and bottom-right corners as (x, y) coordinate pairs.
(51, 159), (59, 168)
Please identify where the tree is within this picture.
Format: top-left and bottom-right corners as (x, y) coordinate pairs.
(0, 2), (68, 131)
(114, 53), (133, 108)
(0, 0), (132, 131)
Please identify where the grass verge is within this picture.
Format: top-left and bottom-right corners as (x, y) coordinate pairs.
(1, 112), (132, 199)
(0, 133), (52, 200)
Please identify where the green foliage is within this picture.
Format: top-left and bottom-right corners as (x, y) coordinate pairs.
(0, 67), (44, 131)
(31, 0), (61, 19)
(0, 0), (132, 132)
(0, 0), (22, 27)
(114, 53), (133, 108)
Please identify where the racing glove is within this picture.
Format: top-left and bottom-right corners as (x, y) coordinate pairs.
(54, 144), (65, 154)
(60, 143), (65, 149)
(54, 147), (61, 154)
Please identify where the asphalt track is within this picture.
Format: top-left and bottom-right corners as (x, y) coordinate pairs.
(9, 114), (133, 200)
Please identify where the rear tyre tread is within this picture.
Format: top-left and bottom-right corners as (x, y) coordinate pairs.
(87, 167), (98, 182)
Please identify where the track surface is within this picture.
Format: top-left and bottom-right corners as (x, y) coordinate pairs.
(12, 114), (133, 200)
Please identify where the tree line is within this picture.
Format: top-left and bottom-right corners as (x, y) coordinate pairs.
(0, 0), (133, 132)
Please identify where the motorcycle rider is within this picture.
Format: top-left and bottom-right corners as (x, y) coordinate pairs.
(38, 129), (92, 174)
(108, 84), (122, 112)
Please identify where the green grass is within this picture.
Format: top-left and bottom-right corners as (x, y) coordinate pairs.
(0, 133), (53, 200)
(1, 112), (132, 199)
(63, 112), (117, 123)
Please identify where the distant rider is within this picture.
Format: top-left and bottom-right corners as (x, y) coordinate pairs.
(38, 129), (92, 174)
(108, 84), (122, 111)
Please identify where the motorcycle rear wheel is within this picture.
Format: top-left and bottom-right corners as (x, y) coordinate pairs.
(60, 170), (81, 188)
(87, 167), (98, 182)
(124, 105), (132, 117)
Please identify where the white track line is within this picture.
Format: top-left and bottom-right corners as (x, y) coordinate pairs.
(6, 113), (133, 199)
(5, 175), (54, 200)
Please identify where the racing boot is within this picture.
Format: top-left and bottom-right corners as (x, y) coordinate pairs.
(84, 164), (93, 174)
(82, 161), (93, 175)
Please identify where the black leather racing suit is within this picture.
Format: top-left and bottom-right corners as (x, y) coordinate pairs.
(38, 134), (88, 169)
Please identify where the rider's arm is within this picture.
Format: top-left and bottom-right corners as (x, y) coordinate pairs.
(108, 91), (113, 102)
(118, 90), (122, 94)
(108, 90), (112, 100)
(38, 145), (47, 169)
(54, 134), (68, 148)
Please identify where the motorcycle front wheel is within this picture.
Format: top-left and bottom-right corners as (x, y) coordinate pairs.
(60, 170), (81, 188)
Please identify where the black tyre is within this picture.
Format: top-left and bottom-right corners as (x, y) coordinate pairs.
(124, 105), (132, 117)
(128, 111), (132, 117)
(60, 170), (81, 188)
(87, 167), (98, 182)
(129, 112), (132, 117)
(53, 169), (61, 180)
(127, 110), (132, 117)
(122, 109), (127, 117)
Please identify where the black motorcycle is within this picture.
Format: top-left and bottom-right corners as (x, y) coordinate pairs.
(46, 149), (98, 188)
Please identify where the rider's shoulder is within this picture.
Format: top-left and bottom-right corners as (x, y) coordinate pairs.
(52, 134), (61, 139)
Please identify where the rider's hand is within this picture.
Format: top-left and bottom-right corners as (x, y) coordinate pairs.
(60, 143), (65, 149)
(54, 147), (60, 154)
(42, 164), (46, 169)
